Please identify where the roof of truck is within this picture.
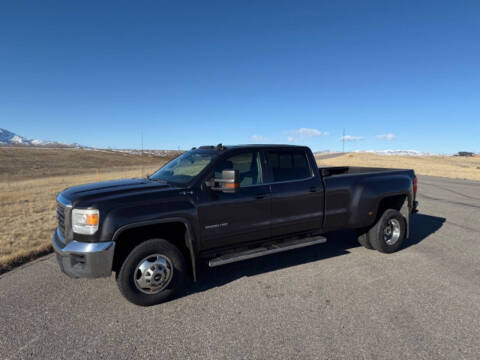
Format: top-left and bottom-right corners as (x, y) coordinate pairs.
(227, 144), (308, 148)
(195, 144), (309, 151)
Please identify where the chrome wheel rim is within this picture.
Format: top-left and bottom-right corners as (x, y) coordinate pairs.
(384, 218), (401, 245)
(134, 254), (173, 294)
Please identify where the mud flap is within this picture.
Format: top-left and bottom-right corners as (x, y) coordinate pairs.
(400, 200), (410, 238)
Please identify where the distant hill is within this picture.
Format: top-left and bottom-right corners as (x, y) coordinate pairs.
(0, 128), (83, 148)
(0, 128), (186, 157)
(315, 150), (440, 156)
(357, 150), (438, 156)
(0, 147), (181, 182)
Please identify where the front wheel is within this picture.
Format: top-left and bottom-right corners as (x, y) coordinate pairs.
(368, 209), (406, 253)
(116, 238), (187, 306)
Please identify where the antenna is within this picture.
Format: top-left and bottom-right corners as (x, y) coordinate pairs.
(342, 128), (345, 153)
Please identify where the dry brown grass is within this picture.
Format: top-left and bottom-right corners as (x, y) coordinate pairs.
(0, 166), (161, 274)
(0, 148), (176, 273)
(316, 153), (480, 181)
(0, 147), (173, 182)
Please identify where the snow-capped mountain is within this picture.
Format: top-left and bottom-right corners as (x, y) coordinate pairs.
(315, 149), (439, 156)
(355, 150), (439, 156)
(0, 128), (82, 148)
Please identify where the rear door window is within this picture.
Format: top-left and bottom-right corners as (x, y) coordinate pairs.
(267, 150), (312, 182)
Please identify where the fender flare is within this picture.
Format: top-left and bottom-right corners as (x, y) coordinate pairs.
(112, 217), (198, 281)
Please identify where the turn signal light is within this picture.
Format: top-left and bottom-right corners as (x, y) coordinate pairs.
(224, 182), (240, 189)
(85, 213), (99, 226)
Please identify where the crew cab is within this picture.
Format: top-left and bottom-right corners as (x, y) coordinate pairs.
(53, 144), (418, 306)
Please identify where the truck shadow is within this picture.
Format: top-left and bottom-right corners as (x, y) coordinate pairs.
(403, 213), (446, 248)
(179, 213), (445, 299)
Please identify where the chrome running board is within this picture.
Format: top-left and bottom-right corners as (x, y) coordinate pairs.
(208, 235), (327, 267)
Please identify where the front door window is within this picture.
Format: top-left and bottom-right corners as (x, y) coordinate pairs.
(214, 151), (263, 187)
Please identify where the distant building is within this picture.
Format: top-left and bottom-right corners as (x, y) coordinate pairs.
(456, 151), (474, 157)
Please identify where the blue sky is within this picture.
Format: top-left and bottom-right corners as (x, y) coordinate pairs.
(1, 1), (479, 153)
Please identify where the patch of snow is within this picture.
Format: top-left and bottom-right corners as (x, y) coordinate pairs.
(10, 135), (25, 143)
(355, 150), (441, 156)
(31, 139), (47, 145)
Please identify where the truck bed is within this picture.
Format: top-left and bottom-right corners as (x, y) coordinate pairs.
(319, 165), (416, 232)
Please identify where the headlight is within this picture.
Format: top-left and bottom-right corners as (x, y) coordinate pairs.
(72, 209), (99, 235)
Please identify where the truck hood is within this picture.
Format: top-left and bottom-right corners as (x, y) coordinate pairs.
(60, 178), (174, 205)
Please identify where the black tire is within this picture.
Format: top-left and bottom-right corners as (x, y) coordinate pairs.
(116, 238), (187, 306)
(356, 229), (374, 249)
(368, 209), (406, 253)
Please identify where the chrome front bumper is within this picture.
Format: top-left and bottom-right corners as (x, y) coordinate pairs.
(52, 229), (115, 278)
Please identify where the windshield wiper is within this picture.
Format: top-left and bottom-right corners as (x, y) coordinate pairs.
(148, 177), (169, 184)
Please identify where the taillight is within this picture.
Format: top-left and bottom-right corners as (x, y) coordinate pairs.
(413, 176), (418, 194)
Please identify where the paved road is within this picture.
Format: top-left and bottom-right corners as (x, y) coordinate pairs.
(1, 175), (479, 359)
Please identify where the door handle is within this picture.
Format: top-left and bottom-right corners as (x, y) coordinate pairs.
(309, 187), (317, 192)
(255, 193), (266, 199)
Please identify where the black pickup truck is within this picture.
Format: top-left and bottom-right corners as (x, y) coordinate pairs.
(53, 144), (418, 306)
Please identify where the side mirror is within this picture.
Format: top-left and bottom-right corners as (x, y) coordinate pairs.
(207, 169), (240, 193)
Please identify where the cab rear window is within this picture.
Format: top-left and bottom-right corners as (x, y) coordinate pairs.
(267, 150), (311, 182)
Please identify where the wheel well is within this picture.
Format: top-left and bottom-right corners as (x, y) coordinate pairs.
(112, 222), (192, 276)
(376, 194), (407, 220)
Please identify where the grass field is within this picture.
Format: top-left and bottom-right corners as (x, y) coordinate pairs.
(0, 147), (178, 182)
(0, 148), (171, 273)
(1, 148), (479, 274)
(316, 153), (480, 181)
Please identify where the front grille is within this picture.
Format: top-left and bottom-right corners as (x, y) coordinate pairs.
(56, 203), (66, 238)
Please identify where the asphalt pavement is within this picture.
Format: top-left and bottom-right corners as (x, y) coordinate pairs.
(1, 175), (479, 359)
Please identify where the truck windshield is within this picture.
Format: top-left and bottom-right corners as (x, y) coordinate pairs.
(149, 150), (216, 186)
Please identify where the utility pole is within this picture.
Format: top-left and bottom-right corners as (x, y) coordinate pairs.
(141, 132), (144, 178)
(342, 128), (345, 153)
